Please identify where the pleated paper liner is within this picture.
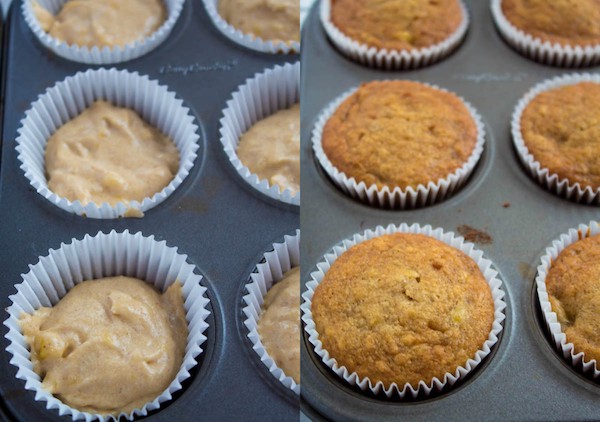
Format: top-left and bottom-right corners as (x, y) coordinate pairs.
(320, 0), (469, 69)
(242, 230), (300, 395)
(491, 0), (600, 67)
(202, 0), (300, 54)
(312, 82), (485, 209)
(511, 73), (600, 204)
(219, 61), (300, 206)
(23, 0), (185, 65)
(16, 67), (200, 219)
(4, 230), (211, 421)
(301, 223), (506, 399)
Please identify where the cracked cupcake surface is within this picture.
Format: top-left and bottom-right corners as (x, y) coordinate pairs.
(546, 234), (600, 363)
(32, 0), (167, 48)
(19, 277), (188, 416)
(322, 81), (478, 190)
(330, 0), (464, 51)
(311, 233), (494, 388)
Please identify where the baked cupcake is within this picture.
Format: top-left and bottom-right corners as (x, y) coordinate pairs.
(320, 0), (469, 69)
(301, 224), (506, 398)
(23, 0), (185, 64)
(537, 221), (600, 377)
(491, 0), (600, 66)
(512, 73), (600, 204)
(313, 80), (485, 208)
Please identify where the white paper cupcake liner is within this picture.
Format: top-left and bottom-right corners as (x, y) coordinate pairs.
(312, 83), (485, 209)
(220, 61), (300, 206)
(320, 0), (469, 69)
(202, 0), (300, 54)
(511, 73), (600, 205)
(16, 67), (200, 219)
(301, 223), (506, 398)
(536, 221), (600, 377)
(242, 229), (300, 395)
(491, 0), (600, 67)
(3, 229), (211, 421)
(23, 0), (185, 65)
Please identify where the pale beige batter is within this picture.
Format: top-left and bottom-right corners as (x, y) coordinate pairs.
(32, 0), (166, 48)
(237, 104), (300, 195)
(257, 267), (300, 384)
(218, 0), (299, 43)
(20, 277), (188, 415)
(45, 101), (179, 207)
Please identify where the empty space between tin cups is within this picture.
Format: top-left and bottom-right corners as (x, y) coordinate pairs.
(4, 230), (211, 421)
(16, 67), (200, 219)
(242, 230), (300, 395)
(536, 221), (600, 378)
(511, 73), (600, 204)
(319, 0), (469, 69)
(201, 0), (300, 54)
(301, 223), (506, 398)
(312, 82), (485, 209)
(219, 61), (300, 206)
(22, 0), (185, 65)
(490, 0), (600, 67)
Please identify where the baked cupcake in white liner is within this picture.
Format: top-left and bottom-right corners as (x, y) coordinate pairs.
(511, 73), (600, 205)
(312, 83), (485, 209)
(220, 61), (300, 206)
(536, 221), (600, 377)
(491, 0), (600, 67)
(242, 229), (300, 395)
(320, 0), (469, 69)
(3, 229), (211, 421)
(22, 0), (185, 65)
(301, 223), (506, 398)
(16, 67), (200, 219)
(201, 0), (300, 54)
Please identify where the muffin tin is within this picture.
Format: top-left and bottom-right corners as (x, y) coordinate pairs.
(0, 1), (298, 420)
(300, 0), (600, 420)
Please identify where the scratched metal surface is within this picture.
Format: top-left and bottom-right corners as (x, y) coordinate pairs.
(0, 1), (299, 421)
(300, 1), (600, 420)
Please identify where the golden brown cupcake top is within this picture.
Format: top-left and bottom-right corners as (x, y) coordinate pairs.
(322, 81), (478, 190)
(311, 233), (494, 388)
(520, 82), (600, 189)
(501, 0), (600, 47)
(546, 234), (600, 362)
(330, 0), (464, 51)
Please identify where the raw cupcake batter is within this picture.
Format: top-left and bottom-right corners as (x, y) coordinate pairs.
(45, 101), (179, 206)
(20, 277), (188, 415)
(218, 0), (300, 43)
(32, 0), (166, 48)
(257, 267), (300, 384)
(237, 104), (300, 195)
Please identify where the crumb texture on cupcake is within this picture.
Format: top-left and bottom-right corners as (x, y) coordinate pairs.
(311, 233), (494, 388)
(218, 0), (299, 42)
(32, 0), (167, 48)
(237, 103), (300, 195)
(19, 277), (188, 416)
(546, 235), (600, 363)
(520, 82), (600, 189)
(45, 100), (180, 206)
(330, 0), (463, 51)
(501, 0), (600, 47)
(257, 267), (300, 384)
(322, 81), (477, 190)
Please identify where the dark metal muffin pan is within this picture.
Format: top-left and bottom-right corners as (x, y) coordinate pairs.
(300, 0), (600, 420)
(0, 1), (298, 420)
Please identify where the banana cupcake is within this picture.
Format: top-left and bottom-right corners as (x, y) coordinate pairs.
(512, 74), (600, 204)
(491, 0), (600, 66)
(314, 80), (485, 208)
(320, 0), (469, 69)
